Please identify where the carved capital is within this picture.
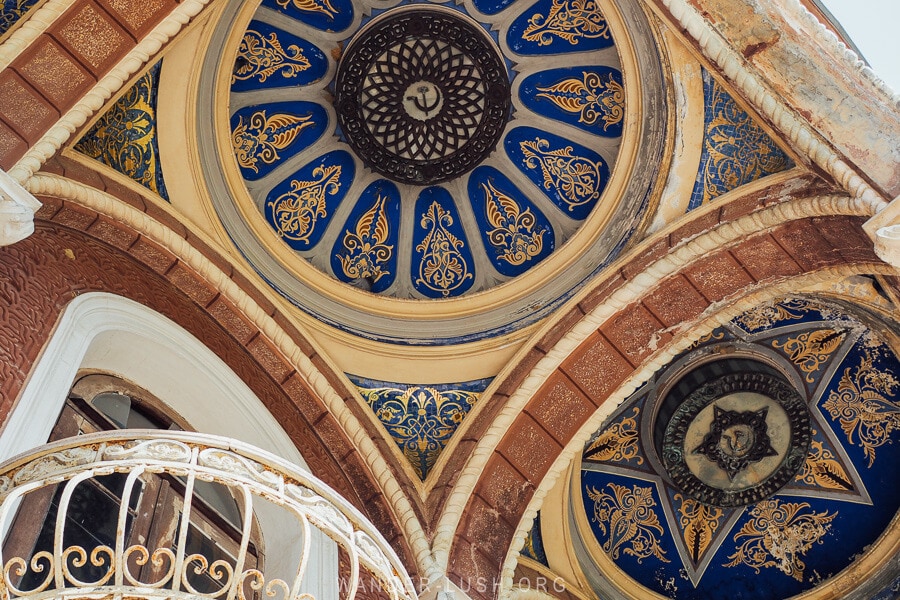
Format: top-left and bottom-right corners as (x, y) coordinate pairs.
(874, 222), (900, 269)
(0, 169), (41, 246)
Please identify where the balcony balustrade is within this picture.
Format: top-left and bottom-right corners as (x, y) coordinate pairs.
(0, 431), (417, 600)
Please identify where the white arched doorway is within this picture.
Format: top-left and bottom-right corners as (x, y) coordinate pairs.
(3, 292), (338, 598)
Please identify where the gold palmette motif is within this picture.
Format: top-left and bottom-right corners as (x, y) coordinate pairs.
(268, 165), (341, 242)
(536, 72), (624, 130)
(732, 298), (813, 331)
(772, 329), (846, 383)
(275, 0), (338, 18)
(520, 138), (604, 211)
(357, 385), (479, 479)
(587, 483), (669, 564)
(339, 195), (394, 283)
(231, 111), (313, 173)
(584, 407), (642, 464)
(821, 352), (900, 466)
(795, 435), (854, 491)
(674, 494), (724, 564)
(522, 0), (611, 46)
(724, 500), (835, 581)
(415, 201), (473, 296)
(687, 330), (726, 351)
(481, 181), (545, 267)
(233, 30), (311, 84)
(699, 81), (790, 205)
(74, 68), (164, 196)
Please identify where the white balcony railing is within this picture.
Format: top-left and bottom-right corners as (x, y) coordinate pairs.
(0, 431), (418, 600)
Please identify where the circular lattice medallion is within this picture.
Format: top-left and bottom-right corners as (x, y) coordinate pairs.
(659, 361), (811, 507)
(334, 7), (510, 185)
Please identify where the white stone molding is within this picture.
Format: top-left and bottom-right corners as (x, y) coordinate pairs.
(0, 168), (40, 246)
(874, 222), (900, 270)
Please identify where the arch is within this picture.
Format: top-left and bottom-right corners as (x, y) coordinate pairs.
(4, 291), (339, 596)
(439, 203), (890, 597)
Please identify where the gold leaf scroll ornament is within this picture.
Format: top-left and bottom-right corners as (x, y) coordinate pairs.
(536, 71), (624, 130)
(268, 165), (342, 243)
(520, 137), (604, 211)
(275, 0), (338, 19)
(338, 195), (394, 283)
(523, 0), (611, 46)
(481, 180), (545, 267)
(232, 111), (313, 173)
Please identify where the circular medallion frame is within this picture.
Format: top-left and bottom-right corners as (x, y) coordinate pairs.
(660, 370), (811, 507)
(334, 6), (511, 185)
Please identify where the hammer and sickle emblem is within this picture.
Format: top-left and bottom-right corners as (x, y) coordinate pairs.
(407, 84), (441, 116)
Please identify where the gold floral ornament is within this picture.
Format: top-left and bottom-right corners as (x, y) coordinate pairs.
(415, 201), (473, 296)
(275, 0), (338, 19)
(773, 329), (847, 383)
(520, 138), (605, 212)
(732, 298), (813, 332)
(75, 65), (166, 197)
(587, 483), (669, 563)
(698, 80), (790, 205)
(233, 30), (310, 84)
(338, 195), (394, 284)
(687, 330), (726, 351)
(795, 434), (854, 491)
(267, 165), (342, 243)
(231, 111), (313, 173)
(822, 352), (900, 466)
(674, 494), (725, 564)
(357, 385), (479, 479)
(481, 180), (546, 267)
(536, 72), (624, 130)
(584, 407), (642, 465)
(724, 500), (835, 581)
(522, 0), (611, 46)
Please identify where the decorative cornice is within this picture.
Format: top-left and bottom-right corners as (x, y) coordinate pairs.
(655, 0), (892, 208)
(25, 172), (435, 579)
(789, 0), (899, 107)
(8, 0), (214, 184)
(0, 167), (40, 246)
(431, 192), (880, 578)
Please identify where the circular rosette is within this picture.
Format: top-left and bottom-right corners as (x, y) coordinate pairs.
(264, 151), (355, 250)
(520, 67), (625, 138)
(230, 101), (328, 181)
(259, 0), (354, 33)
(231, 21), (328, 92)
(467, 166), (554, 277)
(330, 180), (401, 293)
(333, 6), (511, 185)
(504, 126), (610, 221)
(658, 359), (811, 508)
(411, 187), (476, 298)
(507, 0), (616, 55)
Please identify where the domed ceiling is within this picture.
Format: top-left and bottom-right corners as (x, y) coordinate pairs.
(572, 296), (900, 599)
(198, 0), (668, 344)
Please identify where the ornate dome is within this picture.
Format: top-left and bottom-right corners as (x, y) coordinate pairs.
(574, 297), (900, 599)
(198, 0), (669, 344)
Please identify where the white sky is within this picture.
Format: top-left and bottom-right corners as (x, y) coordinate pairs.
(820, 0), (900, 92)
